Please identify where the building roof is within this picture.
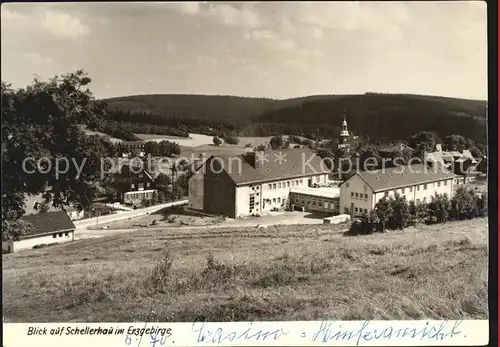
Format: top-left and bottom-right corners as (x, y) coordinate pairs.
(24, 194), (58, 215)
(351, 164), (455, 192)
(441, 154), (455, 162)
(461, 149), (473, 158)
(379, 143), (413, 153)
(205, 148), (330, 186)
(461, 150), (478, 163)
(425, 152), (451, 167)
(428, 150), (478, 165)
(21, 211), (76, 237)
(24, 194), (78, 215)
(290, 187), (340, 199)
(124, 164), (154, 180)
(111, 163), (154, 180)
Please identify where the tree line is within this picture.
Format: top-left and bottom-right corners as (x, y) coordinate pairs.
(143, 141), (181, 157)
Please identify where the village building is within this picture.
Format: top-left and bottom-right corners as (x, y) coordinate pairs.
(188, 148), (336, 218)
(118, 141), (146, 157)
(2, 211), (76, 253)
(113, 163), (157, 204)
(425, 145), (479, 184)
(64, 207), (85, 220)
(339, 164), (455, 217)
(378, 143), (412, 157)
(24, 194), (85, 220)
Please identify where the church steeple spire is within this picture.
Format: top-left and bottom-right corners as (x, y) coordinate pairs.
(340, 110), (349, 137)
(338, 110), (351, 150)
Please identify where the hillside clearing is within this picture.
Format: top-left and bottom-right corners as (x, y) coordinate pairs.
(81, 125), (124, 143)
(135, 133), (214, 147)
(2, 218), (488, 322)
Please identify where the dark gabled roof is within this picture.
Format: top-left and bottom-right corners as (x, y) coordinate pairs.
(117, 163), (154, 181)
(21, 211), (75, 237)
(207, 148), (330, 186)
(354, 164), (455, 192)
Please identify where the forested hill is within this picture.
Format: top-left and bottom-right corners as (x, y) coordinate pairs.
(105, 94), (281, 119)
(103, 93), (487, 144)
(253, 93), (487, 143)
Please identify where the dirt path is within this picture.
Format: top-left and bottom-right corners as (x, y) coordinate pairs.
(74, 213), (326, 240)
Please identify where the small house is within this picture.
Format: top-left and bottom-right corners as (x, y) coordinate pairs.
(118, 141), (146, 157)
(2, 211), (76, 253)
(114, 164), (157, 204)
(65, 206), (85, 220)
(25, 194), (84, 220)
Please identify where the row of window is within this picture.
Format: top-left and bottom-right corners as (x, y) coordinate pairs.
(130, 182), (151, 189)
(313, 175), (326, 183)
(347, 180), (449, 196)
(53, 232), (70, 238)
(126, 191), (154, 200)
(351, 192), (368, 199)
(249, 193), (256, 213)
(268, 179), (303, 190)
(291, 196), (338, 209)
(383, 181), (448, 197)
(344, 207), (368, 214)
(267, 197), (286, 204)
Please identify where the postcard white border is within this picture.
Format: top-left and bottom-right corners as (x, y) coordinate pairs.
(2, 320), (489, 347)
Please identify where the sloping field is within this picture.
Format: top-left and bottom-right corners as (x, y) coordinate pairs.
(135, 133), (215, 147)
(82, 127), (124, 143)
(2, 218), (488, 322)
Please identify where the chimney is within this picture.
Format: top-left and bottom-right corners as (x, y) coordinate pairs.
(245, 151), (264, 168)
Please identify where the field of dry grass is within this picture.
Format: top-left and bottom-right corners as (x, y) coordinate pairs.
(2, 218), (488, 322)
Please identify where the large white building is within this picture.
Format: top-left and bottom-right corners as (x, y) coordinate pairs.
(339, 164), (455, 217)
(188, 148), (334, 218)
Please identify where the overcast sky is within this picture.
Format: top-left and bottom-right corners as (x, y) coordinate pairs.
(1, 1), (487, 100)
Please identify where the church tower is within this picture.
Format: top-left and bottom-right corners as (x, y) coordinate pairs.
(338, 111), (350, 150)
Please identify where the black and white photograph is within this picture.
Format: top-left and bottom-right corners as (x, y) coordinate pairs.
(2, 1), (489, 326)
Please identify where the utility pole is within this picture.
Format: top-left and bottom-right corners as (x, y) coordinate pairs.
(171, 164), (177, 199)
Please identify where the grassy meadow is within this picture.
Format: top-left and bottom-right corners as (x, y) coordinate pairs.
(2, 218), (488, 322)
